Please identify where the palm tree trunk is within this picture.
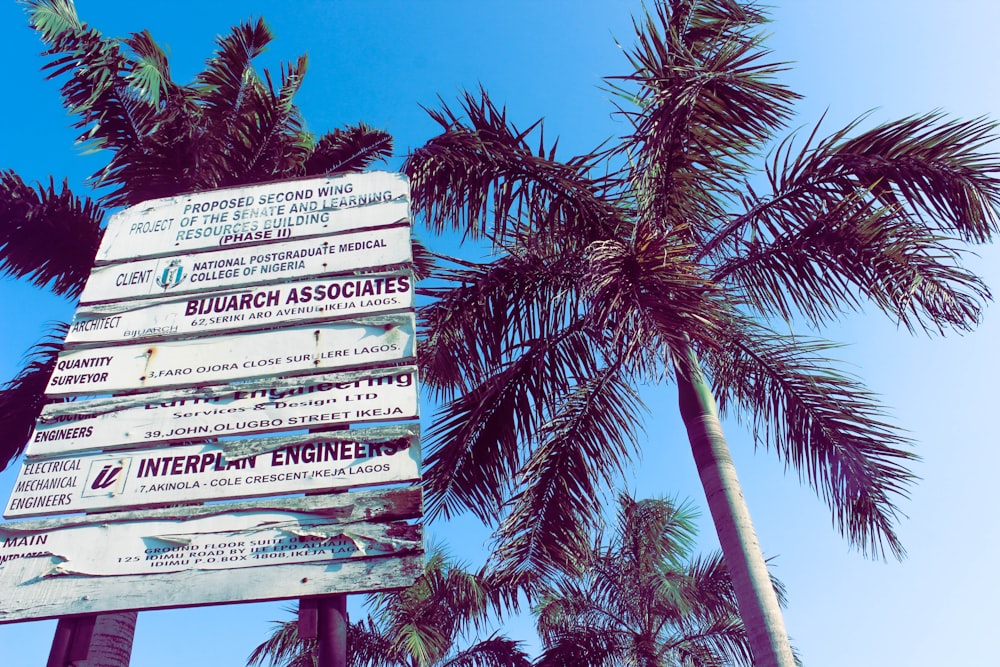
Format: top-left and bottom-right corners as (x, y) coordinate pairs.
(675, 341), (795, 667)
(49, 612), (136, 667)
(86, 612), (138, 667)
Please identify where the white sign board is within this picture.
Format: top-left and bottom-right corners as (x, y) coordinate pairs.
(28, 366), (419, 457)
(45, 313), (414, 396)
(96, 172), (409, 263)
(79, 224), (413, 305)
(0, 489), (423, 622)
(7, 426), (420, 518)
(66, 271), (413, 346)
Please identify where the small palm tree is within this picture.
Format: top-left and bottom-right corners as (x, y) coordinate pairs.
(535, 494), (789, 667)
(405, 1), (1000, 664)
(248, 552), (532, 667)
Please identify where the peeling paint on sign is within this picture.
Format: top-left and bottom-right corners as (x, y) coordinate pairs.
(96, 172), (410, 263)
(0, 489), (423, 622)
(28, 366), (419, 457)
(45, 313), (415, 396)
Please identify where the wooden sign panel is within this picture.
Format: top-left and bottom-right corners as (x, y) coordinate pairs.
(78, 224), (413, 305)
(0, 489), (423, 623)
(28, 366), (419, 458)
(6, 426), (420, 518)
(96, 172), (409, 263)
(66, 271), (413, 346)
(45, 313), (415, 397)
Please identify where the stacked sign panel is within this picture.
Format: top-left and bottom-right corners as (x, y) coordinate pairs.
(0, 172), (424, 622)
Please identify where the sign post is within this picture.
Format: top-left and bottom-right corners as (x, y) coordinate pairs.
(0, 173), (423, 667)
(318, 595), (349, 667)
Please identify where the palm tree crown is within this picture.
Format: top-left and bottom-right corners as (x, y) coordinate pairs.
(248, 551), (532, 667)
(535, 494), (782, 667)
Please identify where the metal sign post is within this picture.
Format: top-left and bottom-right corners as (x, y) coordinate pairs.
(317, 595), (349, 667)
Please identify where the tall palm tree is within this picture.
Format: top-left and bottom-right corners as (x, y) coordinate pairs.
(1, 2), (394, 663)
(248, 551), (532, 667)
(406, 1), (1000, 665)
(534, 494), (786, 667)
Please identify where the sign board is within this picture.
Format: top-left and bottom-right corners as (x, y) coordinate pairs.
(96, 172), (409, 263)
(66, 271), (413, 346)
(0, 488), (423, 622)
(78, 224), (413, 305)
(45, 313), (415, 396)
(28, 366), (419, 457)
(0, 172), (425, 627)
(7, 426), (420, 518)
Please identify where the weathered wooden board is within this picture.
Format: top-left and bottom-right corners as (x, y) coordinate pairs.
(0, 488), (423, 623)
(45, 313), (415, 397)
(96, 172), (410, 263)
(0, 553), (424, 623)
(66, 271), (413, 346)
(79, 224), (413, 305)
(1, 517), (420, 577)
(3, 484), (422, 526)
(28, 365), (419, 457)
(7, 426), (420, 518)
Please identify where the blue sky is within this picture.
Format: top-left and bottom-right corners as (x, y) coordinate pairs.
(1, 1), (999, 664)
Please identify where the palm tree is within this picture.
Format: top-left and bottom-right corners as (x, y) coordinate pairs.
(248, 551), (532, 667)
(406, 1), (1000, 665)
(534, 494), (786, 667)
(2, 1), (394, 662)
(0, 0), (393, 467)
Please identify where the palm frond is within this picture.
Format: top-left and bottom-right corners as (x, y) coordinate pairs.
(96, 82), (205, 206)
(405, 89), (624, 244)
(193, 17), (302, 187)
(612, 0), (799, 236)
(347, 617), (396, 667)
(706, 324), (917, 559)
(714, 186), (991, 333)
(246, 610), (317, 667)
(0, 171), (103, 296)
(490, 369), (645, 582)
(533, 627), (627, 667)
(235, 53), (311, 182)
(29, 1), (161, 163)
(582, 229), (726, 364)
(0, 327), (65, 470)
(422, 324), (605, 523)
(826, 112), (1000, 242)
(196, 17), (273, 123)
(615, 495), (699, 573)
(418, 248), (587, 396)
(121, 29), (172, 107)
(364, 550), (513, 666)
(437, 635), (532, 667)
(304, 123), (394, 176)
(24, 0), (81, 40)
(89, 29), (198, 205)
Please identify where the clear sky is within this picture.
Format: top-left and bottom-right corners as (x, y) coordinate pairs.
(1, 1), (998, 665)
